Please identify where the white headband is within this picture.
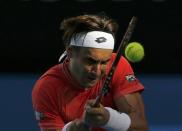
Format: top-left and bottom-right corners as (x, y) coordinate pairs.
(70, 31), (115, 49)
(58, 31), (114, 62)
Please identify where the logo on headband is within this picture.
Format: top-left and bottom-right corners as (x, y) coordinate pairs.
(95, 37), (107, 43)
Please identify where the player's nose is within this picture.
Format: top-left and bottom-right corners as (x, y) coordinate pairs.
(90, 64), (102, 76)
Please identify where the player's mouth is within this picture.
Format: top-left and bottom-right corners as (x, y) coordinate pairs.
(86, 75), (99, 83)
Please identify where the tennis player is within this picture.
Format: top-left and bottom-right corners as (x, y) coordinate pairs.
(32, 14), (148, 131)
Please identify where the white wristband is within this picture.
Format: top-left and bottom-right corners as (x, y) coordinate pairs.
(102, 107), (131, 131)
(62, 121), (72, 131)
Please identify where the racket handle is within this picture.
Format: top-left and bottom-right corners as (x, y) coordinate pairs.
(93, 95), (102, 107)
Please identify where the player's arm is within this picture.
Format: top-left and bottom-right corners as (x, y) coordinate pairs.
(114, 92), (148, 131)
(81, 93), (148, 131)
(33, 85), (91, 131)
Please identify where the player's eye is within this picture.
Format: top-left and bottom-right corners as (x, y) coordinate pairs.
(84, 57), (98, 65)
(101, 59), (110, 65)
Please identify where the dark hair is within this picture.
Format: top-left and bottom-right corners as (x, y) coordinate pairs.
(60, 14), (119, 47)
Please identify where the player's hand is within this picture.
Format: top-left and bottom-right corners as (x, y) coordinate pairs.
(83, 99), (110, 127)
(67, 119), (91, 131)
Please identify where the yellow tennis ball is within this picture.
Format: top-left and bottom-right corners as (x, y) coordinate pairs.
(125, 42), (144, 63)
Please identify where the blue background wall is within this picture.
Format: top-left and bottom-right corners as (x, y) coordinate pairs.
(0, 74), (181, 131)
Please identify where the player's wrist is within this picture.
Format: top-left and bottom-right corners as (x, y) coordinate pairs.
(62, 120), (82, 131)
(62, 121), (73, 131)
(62, 119), (91, 131)
(102, 107), (131, 131)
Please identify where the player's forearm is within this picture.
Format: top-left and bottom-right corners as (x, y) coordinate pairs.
(128, 112), (149, 131)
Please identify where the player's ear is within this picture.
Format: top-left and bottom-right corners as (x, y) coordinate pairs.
(66, 46), (73, 58)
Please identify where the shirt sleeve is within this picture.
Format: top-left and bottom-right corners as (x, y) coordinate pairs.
(111, 56), (144, 100)
(32, 77), (65, 129)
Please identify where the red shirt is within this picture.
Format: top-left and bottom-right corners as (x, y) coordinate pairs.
(32, 53), (144, 130)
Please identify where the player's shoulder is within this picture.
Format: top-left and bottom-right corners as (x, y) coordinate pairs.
(32, 64), (65, 94)
(110, 53), (131, 67)
(41, 64), (64, 78)
(111, 53), (128, 63)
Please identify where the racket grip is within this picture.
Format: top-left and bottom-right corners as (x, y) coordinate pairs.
(93, 95), (102, 107)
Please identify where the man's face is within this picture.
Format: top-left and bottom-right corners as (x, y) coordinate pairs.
(69, 47), (113, 88)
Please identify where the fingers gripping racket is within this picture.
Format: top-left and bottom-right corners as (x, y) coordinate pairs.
(93, 16), (138, 107)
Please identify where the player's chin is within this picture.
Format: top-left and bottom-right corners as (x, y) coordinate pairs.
(84, 78), (99, 87)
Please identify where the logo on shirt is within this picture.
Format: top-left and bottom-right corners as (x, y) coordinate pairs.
(125, 74), (136, 82)
(95, 37), (107, 43)
(35, 111), (45, 121)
